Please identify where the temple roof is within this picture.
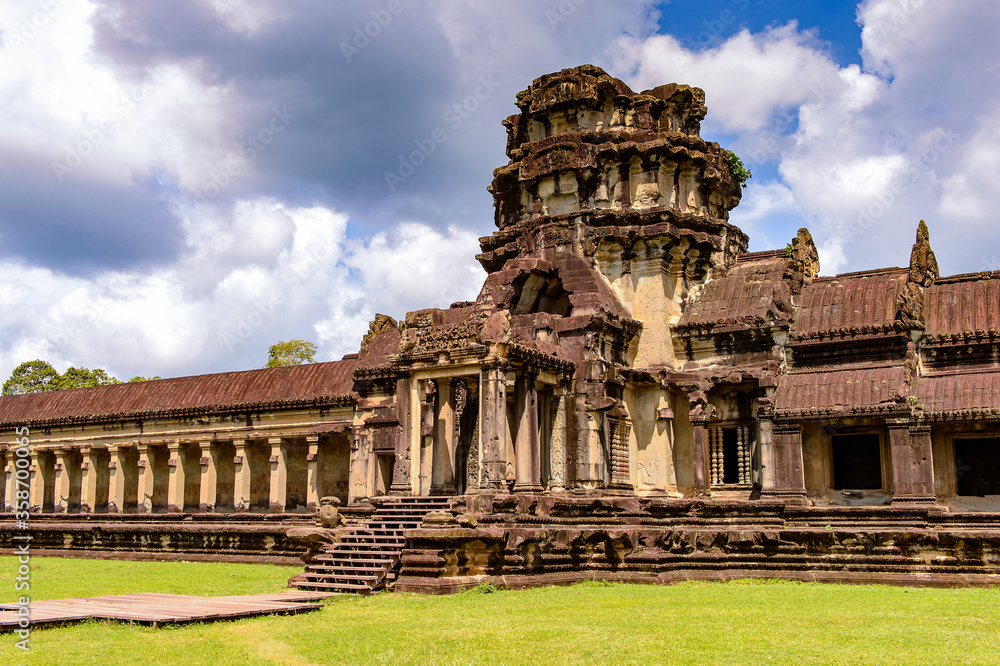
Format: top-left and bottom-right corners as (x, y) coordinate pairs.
(925, 272), (1000, 340)
(676, 252), (792, 331)
(917, 370), (1000, 417)
(773, 366), (907, 416)
(792, 268), (909, 341)
(0, 359), (358, 428)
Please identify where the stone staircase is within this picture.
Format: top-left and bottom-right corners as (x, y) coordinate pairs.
(294, 496), (451, 595)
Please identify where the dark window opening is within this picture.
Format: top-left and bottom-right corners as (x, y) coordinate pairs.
(722, 428), (740, 485)
(832, 433), (882, 490)
(955, 438), (1000, 496)
(510, 271), (572, 316)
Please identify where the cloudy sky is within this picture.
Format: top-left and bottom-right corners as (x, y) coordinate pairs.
(0, 0), (996, 382)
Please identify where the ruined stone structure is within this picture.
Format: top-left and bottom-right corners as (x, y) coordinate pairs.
(3, 66), (1000, 586)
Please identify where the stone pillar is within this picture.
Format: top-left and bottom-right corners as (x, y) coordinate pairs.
(757, 401), (775, 493)
(136, 443), (154, 513)
(548, 388), (568, 492)
(390, 377), (413, 495)
(480, 365), (508, 491)
(419, 380), (436, 495)
(166, 441), (186, 512)
(107, 445), (126, 513)
(80, 446), (98, 514)
(268, 437), (288, 513)
(53, 448), (71, 514)
(890, 422), (937, 505)
(576, 409), (606, 487)
(306, 435), (321, 511)
(4, 450), (17, 512)
(431, 379), (453, 494)
(198, 441), (217, 513)
(233, 439), (251, 511)
(514, 373), (543, 493)
(29, 450), (46, 513)
(762, 422), (808, 504)
(690, 418), (709, 496)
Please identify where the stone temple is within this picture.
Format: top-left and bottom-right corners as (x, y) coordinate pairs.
(3, 65), (1000, 591)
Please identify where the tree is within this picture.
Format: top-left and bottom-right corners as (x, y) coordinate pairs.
(128, 375), (161, 383)
(2, 360), (59, 395)
(265, 340), (318, 368)
(47, 366), (121, 391)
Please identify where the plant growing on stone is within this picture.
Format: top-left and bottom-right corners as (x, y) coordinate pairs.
(726, 150), (752, 189)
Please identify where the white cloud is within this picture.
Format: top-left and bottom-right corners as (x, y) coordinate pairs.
(608, 1), (1000, 276)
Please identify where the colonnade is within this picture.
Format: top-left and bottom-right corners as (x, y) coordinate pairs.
(415, 366), (572, 496)
(2, 434), (350, 514)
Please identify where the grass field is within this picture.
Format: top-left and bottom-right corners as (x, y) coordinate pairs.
(1, 557), (999, 665)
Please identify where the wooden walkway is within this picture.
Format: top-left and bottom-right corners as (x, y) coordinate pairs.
(0, 590), (333, 630)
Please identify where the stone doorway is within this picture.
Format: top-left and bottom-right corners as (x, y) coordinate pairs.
(954, 438), (1000, 496)
(832, 433), (882, 490)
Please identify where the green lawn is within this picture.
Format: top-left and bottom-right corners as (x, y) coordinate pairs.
(1, 557), (998, 665)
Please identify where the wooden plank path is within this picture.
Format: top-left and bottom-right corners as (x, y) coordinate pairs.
(0, 590), (334, 630)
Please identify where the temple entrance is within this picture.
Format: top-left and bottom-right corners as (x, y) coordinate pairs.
(375, 453), (394, 496)
(832, 433), (882, 490)
(954, 438), (1000, 496)
(453, 379), (479, 495)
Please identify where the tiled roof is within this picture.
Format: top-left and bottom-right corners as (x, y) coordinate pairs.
(676, 254), (791, 331)
(774, 366), (906, 416)
(925, 272), (1000, 340)
(792, 268), (908, 341)
(0, 359), (358, 428)
(917, 371), (1000, 417)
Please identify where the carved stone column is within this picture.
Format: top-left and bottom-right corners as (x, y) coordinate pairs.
(3, 450), (16, 512)
(431, 379), (453, 495)
(608, 406), (632, 492)
(198, 441), (218, 513)
(53, 448), (71, 514)
(690, 418), (709, 496)
(890, 421), (936, 505)
(390, 376), (413, 495)
(136, 444), (154, 513)
(167, 441), (186, 512)
(480, 364), (508, 491)
(29, 450), (46, 513)
(306, 435), (321, 511)
(233, 439), (251, 512)
(108, 444), (127, 513)
(268, 437), (288, 513)
(548, 388), (568, 492)
(514, 372), (543, 493)
(762, 422), (807, 505)
(757, 399), (775, 493)
(419, 380), (436, 495)
(80, 446), (98, 514)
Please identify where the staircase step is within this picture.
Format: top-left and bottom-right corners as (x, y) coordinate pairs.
(294, 497), (452, 595)
(297, 581), (375, 592)
(306, 572), (380, 583)
(307, 563), (387, 572)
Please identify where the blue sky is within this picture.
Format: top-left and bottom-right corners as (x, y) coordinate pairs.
(0, 0), (997, 382)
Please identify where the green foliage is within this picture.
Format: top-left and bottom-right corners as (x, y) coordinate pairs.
(128, 375), (162, 383)
(2, 359), (58, 395)
(785, 243), (794, 257)
(48, 366), (121, 391)
(725, 149), (752, 188)
(464, 581), (501, 594)
(576, 579), (621, 588)
(265, 339), (318, 368)
(2, 360), (127, 395)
